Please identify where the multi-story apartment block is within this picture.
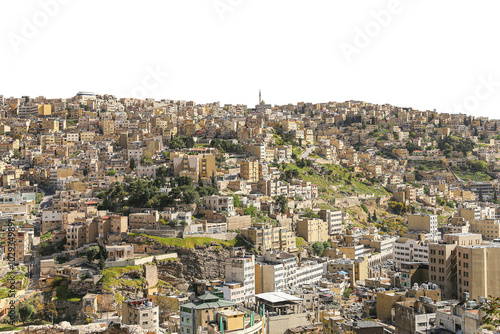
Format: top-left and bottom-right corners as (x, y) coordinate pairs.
(255, 252), (297, 294)
(469, 219), (500, 240)
(204, 195), (235, 215)
(393, 237), (429, 270)
(240, 160), (259, 182)
(241, 225), (296, 253)
(122, 299), (159, 332)
(4, 229), (31, 263)
(296, 218), (329, 243)
(407, 214), (440, 242)
(319, 209), (343, 235)
(224, 249), (255, 303)
(128, 211), (159, 230)
(429, 233), (482, 300)
(327, 258), (368, 286)
(173, 153), (216, 180)
(41, 209), (63, 233)
(296, 260), (325, 286)
(457, 244), (500, 300)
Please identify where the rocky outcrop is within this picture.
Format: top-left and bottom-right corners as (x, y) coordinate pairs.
(157, 246), (230, 285)
(53, 300), (84, 323)
(19, 322), (154, 334)
(126, 234), (231, 287)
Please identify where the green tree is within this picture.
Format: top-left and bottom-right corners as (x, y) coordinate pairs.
(244, 205), (258, 217)
(13, 149), (23, 159)
(19, 304), (34, 324)
(86, 246), (100, 263)
(157, 295), (178, 322)
(276, 195), (288, 214)
(312, 242), (324, 256)
(343, 287), (353, 298)
(232, 195), (241, 208)
(211, 171), (217, 189)
(106, 169), (116, 176)
(129, 157), (136, 170)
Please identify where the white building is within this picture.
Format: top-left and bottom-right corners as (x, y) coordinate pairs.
(296, 261), (325, 286)
(225, 249), (255, 303)
(393, 237), (429, 270)
(320, 210), (343, 235)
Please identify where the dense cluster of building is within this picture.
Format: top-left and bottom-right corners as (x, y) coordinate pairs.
(0, 92), (499, 333)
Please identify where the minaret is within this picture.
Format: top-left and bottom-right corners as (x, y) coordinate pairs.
(259, 89), (262, 104)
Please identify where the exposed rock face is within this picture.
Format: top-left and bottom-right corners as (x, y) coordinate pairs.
(53, 300), (84, 323)
(126, 234), (231, 286)
(19, 322), (153, 334)
(157, 247), (229, 284)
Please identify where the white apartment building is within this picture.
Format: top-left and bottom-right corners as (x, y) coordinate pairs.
(393, 237), (429, 270)
(320, 209), (343, 235)
(296, 261), (325, 286)
(222, 282), (246, 304)
(224, 250), (255, 303)
(255, 252), (297, 293)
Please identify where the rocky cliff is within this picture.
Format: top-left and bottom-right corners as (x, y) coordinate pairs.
(18, 322), (154, 334)
(126, 234), (232, 287)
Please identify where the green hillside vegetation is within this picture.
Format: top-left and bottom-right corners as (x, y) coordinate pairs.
(281, 162), (389, 201)
(101, 265), (144, 291)
(128, 233), (242, 249)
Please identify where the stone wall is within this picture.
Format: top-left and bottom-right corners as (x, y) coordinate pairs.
(225, 215), (251, 230)
(143, 264), (158, 288)
(104, 253), (178, 268)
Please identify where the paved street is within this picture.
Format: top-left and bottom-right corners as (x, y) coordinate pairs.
(299, 145), (317, 159)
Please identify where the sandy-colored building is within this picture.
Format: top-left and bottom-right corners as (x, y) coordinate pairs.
(429, 233), (482, 300)
(296, 218), (328, 243)
(122, 298), (159, 332)
(457, 244), (500, 300)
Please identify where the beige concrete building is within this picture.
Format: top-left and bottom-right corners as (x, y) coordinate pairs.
(122, 298), (159, 332)
(429, 233), (482, 300)
(327, 258), (368, 286)
(469, 219), (500, 240)
(4, 230), (31, 263)
(173, 153), (216, 180)
(241, 225), (296, 252)
(296, 218), (328, 243)
(407, 214), (439, 242)
(457, 244), (500, 301)
(240, 159), (259, 182)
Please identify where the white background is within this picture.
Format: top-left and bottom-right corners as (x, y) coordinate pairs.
(1, 0), (499, 118)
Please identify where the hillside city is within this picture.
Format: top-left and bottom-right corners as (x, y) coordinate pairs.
(1, 91), (500, 334)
